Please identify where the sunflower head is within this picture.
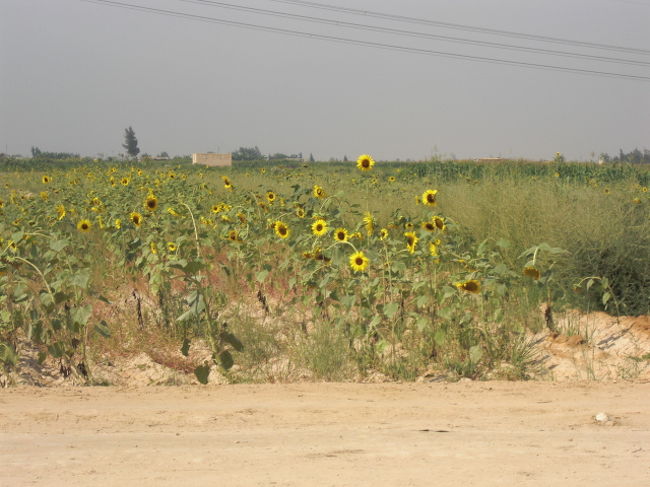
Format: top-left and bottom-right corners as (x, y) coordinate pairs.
(76, 219), (92, 232)
(334, 227), (349, 242)
(421, 189), (438, 206)
(274, 221), (290, 239)
(356, 154), (375, 171)
(432, 216), (446, 231)
(349, 251), (369, 272)
(311, 219), (328, 236)
(227, 230), (240, 242)
(455, 279), (481, 294)
(388, 176), (396, 183)
(56, 204), (66, 221)
(167, 242), (177, 252)
(266, 191), (276, 203)
(313, 185), (326, 198)
(42, 175), (51, 184)
(121, 177), (130, 186)
(221, 176), (233, 190)
(144, 195), (158, 212)
(130, 212), (143, 227)
(523, 266), (541, 280)
(362, 212), (374, 236)
(295, 206), (306, 218)
(404, 232), (418, 254)
(114, 218), (122, 229)
(422, 221), (436, 232)
(379, 228), (389, 240)
(150, 242), (158, 254)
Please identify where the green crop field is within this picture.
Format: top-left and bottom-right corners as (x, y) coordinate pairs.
(1, 156), (648, 384)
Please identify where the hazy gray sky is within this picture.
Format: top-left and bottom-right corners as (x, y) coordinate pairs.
(1, 0), (649, 161)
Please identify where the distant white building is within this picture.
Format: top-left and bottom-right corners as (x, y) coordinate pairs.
(192, 153), (232, 167)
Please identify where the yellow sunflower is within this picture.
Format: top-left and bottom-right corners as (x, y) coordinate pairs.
(222, 176), (233, 190)
(130, 212), (143, 227)
(404, 232), (418, 254)
(114, 218), (122, 229)
(379, 228), (389, 240)
(333, 227), (349, 242)
(421, 189), (438, 206)
(266, 191), (276, 203)
(274, 221), (290, 239)
(356, 154), (375, 171)
(150, 241), (158, 254)
(313, 185), (326, 198)
(432, 216), (446, 231)
(362, 212), (375, 236)
(349, 251), (370, 272)
(167, 242), (177, 252)
(42, 175), (51, 184)
(388, 176), (396, 182)
(311, 219), (328, 236)
(121, 177), (130, 186)
(76, 219), (92, 232)
(55, 204), (66, 221)
(295, 206), (306, 218)
(227, 230), (241, 242)
(144, 194), (158, 212)
(455, 279), (481, 294)
(421, 221), (436, 232)
(429, 242), (439, 258)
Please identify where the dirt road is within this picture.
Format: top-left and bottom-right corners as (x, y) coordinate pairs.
(1, 382), (648, 486)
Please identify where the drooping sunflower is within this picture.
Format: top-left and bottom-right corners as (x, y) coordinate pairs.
(295, 206), (306, 218)
(55, 204), (66, 221)
(167, 242), (177, 252)
(144, 194), (158, 212)
(221, 176), (233, 190)
(379, 228), (389, 240)
(356, 154), (375, 171)
(313, 185), (326, 198)
(429, 242), (439, 258)
(349, 251), (370, 272)
(523, 266), (541, 280)
(167, 207), (179, 217)
(333, 227), (349, 242)
(130, 212), (143, 227)
(421, 189), (438, 206)
(455, 279), (481, 294)
(150, 241), (158, 254)
(362, 212), (375, 236)
(266, 191), (276, 203)
(227, 230), (240, 242)
(114, 218), (122, 229)
(404, 232), (418, 254)
(311, 219), (328, 236)
(76, 219), (92, 232)
(274, 221), (290, 239)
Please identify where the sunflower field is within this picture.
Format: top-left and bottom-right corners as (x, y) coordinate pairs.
(1, 155), (649, 384)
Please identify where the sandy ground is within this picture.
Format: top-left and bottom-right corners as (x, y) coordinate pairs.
(1, 382), (648, 486)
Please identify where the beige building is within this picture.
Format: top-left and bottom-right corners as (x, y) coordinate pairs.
(192, 153), (232, 167)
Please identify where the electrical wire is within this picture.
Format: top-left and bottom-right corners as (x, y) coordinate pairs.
(79, 0), (650, 81)
(172, 0), (650, 67)
(262, 0), (650, 56)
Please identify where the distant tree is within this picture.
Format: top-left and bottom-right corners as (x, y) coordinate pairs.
(159, 151), (169, 158)
(122, 126), (140, 159)
(232, 146), (263, 161)
(30, 146), (79, 159)
(343, 155), (348, 162)
(309, 153), (315, 163)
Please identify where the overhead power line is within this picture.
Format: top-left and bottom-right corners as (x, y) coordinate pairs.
(173, 0), (650, 67)
(80, 0), (650, 81)
(263, 0), (650, 56)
